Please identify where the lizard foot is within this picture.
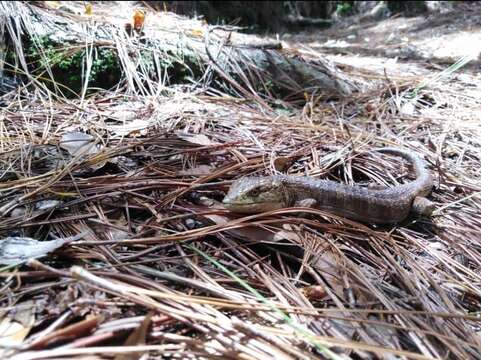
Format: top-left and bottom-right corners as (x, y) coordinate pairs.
(294, 198), (317, 218)
(295, 198), (318, 208)
(412, 196), (435, 217)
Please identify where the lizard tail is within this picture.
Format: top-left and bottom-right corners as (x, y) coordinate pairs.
(374, 147), (433, 197)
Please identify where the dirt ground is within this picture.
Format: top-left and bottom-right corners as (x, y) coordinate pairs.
(285, 1), (481, 75)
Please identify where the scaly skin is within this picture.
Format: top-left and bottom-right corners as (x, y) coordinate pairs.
(222, 148), (434, 224)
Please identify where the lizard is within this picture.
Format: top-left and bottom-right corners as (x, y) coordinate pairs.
(222, 148), (435, 224)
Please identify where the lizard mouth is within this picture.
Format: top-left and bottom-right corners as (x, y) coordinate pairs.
(222, 199), (277, 207)
(223, 200), (269, 205)
(222, 199), (284, 213)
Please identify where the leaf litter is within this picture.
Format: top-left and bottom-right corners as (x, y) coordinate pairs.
(1, 1), (481, 360)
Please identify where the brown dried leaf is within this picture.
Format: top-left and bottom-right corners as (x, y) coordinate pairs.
(115, 313), (152, 360)
(0, 233), (86, 266)
(176, 132), (218, 146)
(203, 213), (276, 242)
(108, 119), (150, 137)
(59, 132), (98, 157)
(273, 156), (294, 172)
(178, 165), (215, 176)
(0, 237), (69, 265)
(0, 300), (35, 358)
(300, 285), (328, 300)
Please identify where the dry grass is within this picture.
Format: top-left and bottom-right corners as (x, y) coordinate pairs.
(1, 2), (481, 359)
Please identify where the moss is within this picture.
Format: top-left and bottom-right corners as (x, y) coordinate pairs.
(20, 34), (204, 96)
(4, 48), (16, 70)
(335, 2), (354, 17)
(25, 35), (122, 97)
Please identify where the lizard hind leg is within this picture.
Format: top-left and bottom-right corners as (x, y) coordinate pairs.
(294, 198), (318, 218)
(412, 196), (435, 217)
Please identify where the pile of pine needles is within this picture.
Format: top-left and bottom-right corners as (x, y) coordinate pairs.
(1, 2), (481, 359)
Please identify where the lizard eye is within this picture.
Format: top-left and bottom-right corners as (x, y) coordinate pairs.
(249, 188), (261, 197)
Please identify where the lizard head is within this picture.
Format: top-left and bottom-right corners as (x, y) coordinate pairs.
(222, 176), (289, 213)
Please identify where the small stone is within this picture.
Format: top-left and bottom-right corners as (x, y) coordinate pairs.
(35, 200), (61, 210)
(185, 218), (196, 229)
(10, 207), (26, 218)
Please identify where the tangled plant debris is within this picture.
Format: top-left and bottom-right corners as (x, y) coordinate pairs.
(1, 1), (481, 359)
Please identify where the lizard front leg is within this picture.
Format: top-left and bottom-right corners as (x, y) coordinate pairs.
(412, 196), (435, 217)
(294, 198), (318, 218)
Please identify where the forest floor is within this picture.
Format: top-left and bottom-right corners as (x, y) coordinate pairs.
(1, 2), (481, 360)
(286, 1), (481, 74)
